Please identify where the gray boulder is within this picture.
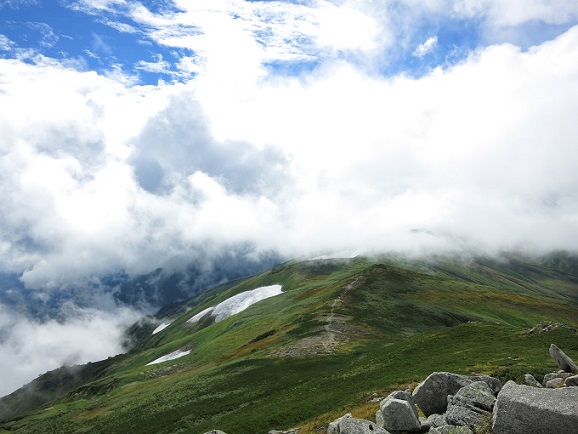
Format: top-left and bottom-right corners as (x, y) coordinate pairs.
(443, 381), (495, 429)
(549, 344), (578, 373)
(411, 372), (499, 416)
(423, 414), (446, 429)
(376, 410), (384, 428)
(469, 375), (502, 395)
(523, 373), (542, 388)
(452, 381), (496, 411)
(411, 373), (471, 416)
(328, 414), (389, 434)
(542, 371), (571, 386)
(445, 395), (491, 428)
(382, 390), (419, 420)
(545, 378), (564, 388)
(492, 380), (578, 434)
(428, 426), (473, 434)
(203, 431), (228, 434)
(379, 398), (421, 432)
(565, 375), (578, 387)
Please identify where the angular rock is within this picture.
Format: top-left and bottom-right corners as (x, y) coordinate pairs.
(549, 344), (578, 373)
(565, 375), (578, 387)
(523, 373), (542, 388)
(375, 410), (384, 429)
(411, 373), (470, 416)
(328, 414), (389, 434)
(380, 390), (419, 420)
(269, 430), (299, 434)
(469, 375), (502, 395)
(452, 381), (496, 411)
(542, 371), (571, 386)
(492, 380), (578, 434)
(203, 431), (228, 434)
(428, 426), (473, 434)
(545, 378), (564, 388)
(379, 398), (421, 432)
(423, 414), (446, 429)
(446, 395), (491, 428)
(412, 372), (499, 416)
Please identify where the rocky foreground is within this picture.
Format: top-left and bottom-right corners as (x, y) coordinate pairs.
(205, 344), (578, 434)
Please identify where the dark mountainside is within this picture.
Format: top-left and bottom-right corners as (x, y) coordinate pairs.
(0, 248), (283, 318)
(0, 252), (577, 434)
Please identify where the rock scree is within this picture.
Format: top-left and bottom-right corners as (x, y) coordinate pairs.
(205, 343), (578, 434)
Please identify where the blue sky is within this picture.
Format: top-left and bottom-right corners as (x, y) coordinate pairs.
(2, 1), (576, 85)
(1, 0), (578, 395)
(0, 0), (192, 83)
(5, 0), (568, 84)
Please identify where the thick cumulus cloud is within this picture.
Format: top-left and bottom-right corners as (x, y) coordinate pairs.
(0, 60), (272, 293)
(196, 27), (578, 255)
(2, 0), (578, 395)
(1, 26), (578, 284)
(1, 26), (578, 289)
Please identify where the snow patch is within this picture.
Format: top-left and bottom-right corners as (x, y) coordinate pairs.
(186, 284), (283, 325)
(146, 349), (191, 366)
(212, 284), (283, 322)
(311, 251), (361, 260)
(152, 322), (171, 335)
(186, 307), (215, 325)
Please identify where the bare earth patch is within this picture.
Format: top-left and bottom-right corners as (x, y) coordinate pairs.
(271, 277), (370, 358)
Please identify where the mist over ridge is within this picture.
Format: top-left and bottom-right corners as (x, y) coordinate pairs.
(2, 0), (578, 403)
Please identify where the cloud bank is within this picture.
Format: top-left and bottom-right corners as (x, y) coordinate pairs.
(2, 26), (578, 290)
(0, 302), (140, 396)
(1, 0), (578, 396)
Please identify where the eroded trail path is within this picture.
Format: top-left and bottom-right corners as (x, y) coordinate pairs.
(272, 276), (366, 358)
(320, 276), (363, 353)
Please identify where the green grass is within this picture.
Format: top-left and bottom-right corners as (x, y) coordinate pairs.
(1, 254), (577, 433)
(4, 324), (576, 434)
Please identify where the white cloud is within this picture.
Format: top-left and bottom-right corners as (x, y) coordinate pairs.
(135, 54), (172, 74)
(2, 25), (578, 290)
(453, 0), (578, 26)
(0, 302), (140, 396)
(69, 0), (128, 14)
(189, 25), (578, 255)
(2, 0), (578, 398)
(0, 34), (15, 51)
(316, 2), (379, 51)
(413, 36), (438, 57)
(0, 0), (37, 9)
(26, 22), (59, 48)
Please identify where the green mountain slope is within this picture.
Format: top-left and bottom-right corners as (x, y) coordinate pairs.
(1, 254), (577, 434)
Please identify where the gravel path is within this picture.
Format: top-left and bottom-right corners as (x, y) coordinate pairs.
(272, 276), (366, 358)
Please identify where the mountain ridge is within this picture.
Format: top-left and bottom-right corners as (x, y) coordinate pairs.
(1, 252), (577, 433)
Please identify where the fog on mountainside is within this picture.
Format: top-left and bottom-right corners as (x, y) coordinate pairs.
(0, 248), (283, 396)
(2, 0), (578, 406)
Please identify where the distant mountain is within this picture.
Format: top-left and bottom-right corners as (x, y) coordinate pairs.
(1, 253), (577, 433)
(0, 248), (284, 319)
(113, 249), (284, 312)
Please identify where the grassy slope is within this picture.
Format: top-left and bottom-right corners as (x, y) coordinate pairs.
(1, 255), (577, 434)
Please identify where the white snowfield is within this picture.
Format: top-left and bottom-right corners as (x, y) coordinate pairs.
(146, 349), (191, 366)
(152, 322), (171, 335)
(186, 307), (214, 325)
(187, 284), (283, 325)
(311, 251), (360, 260)
(146, 285), (283, 366)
